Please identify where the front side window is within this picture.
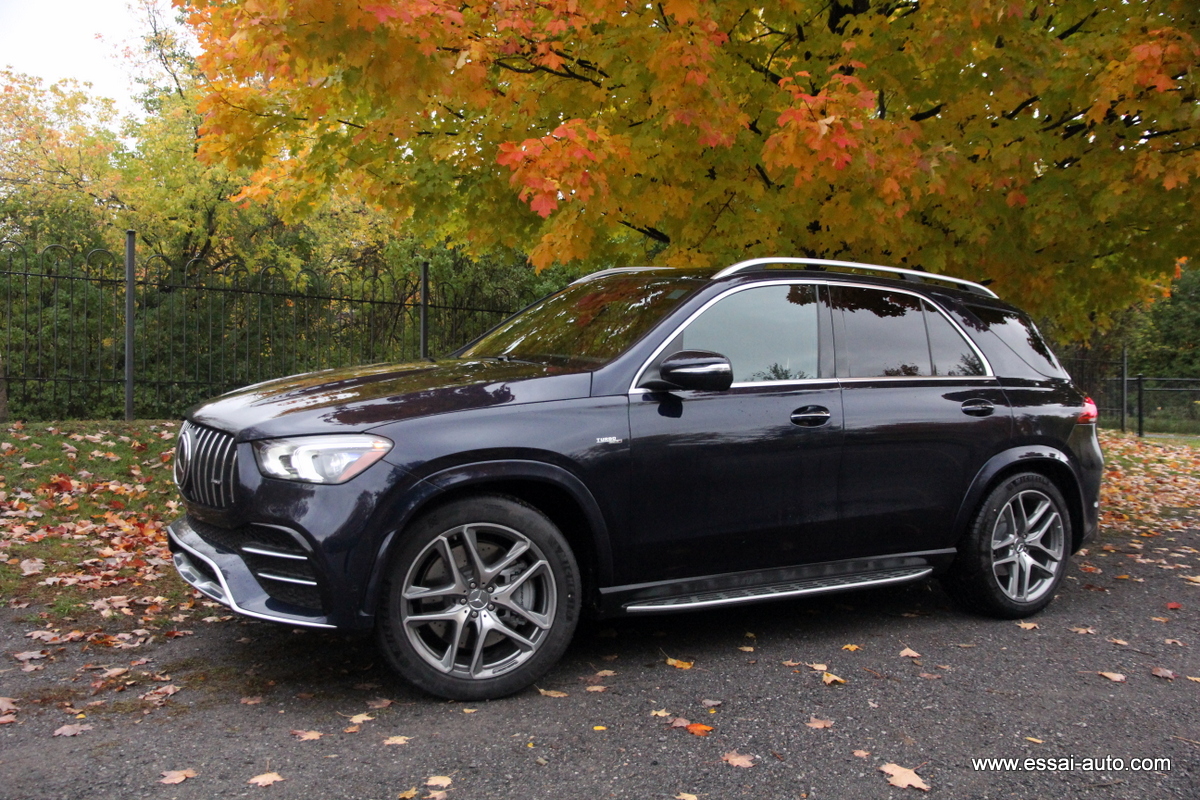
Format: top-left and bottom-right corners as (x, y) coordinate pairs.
(673, 284), (821, 383)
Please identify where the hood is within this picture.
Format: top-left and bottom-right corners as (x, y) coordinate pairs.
(187, 359), (593, 441)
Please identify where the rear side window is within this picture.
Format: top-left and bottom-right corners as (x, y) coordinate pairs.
(832, 287), (987, 378)
(832, 287), (931, 377)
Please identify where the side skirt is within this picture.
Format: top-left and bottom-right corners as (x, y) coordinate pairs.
(596, 550), (956, 617)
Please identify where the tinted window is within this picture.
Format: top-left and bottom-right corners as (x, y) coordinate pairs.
(957, 302), (1066, 379)
(679, 284), (820, 382)
(460, 273), (702, 367)
(924, 301), (986, 376)
(833, 287), (930, 377)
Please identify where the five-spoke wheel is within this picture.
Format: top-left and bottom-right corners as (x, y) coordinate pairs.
(377, 495), (579, 700)
(943, 473), (1072, 618)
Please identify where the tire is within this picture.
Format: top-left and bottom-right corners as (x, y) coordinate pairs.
(376, 494), (580, 700)
(942, 472), (1071, 618)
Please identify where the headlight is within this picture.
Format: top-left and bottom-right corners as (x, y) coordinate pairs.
(253, 434), (393, 484)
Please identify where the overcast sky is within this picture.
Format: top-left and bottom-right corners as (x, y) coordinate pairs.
(0, 0), (158, 116)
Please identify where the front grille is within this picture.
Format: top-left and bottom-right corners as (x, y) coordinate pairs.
(176, 421), (239, 508)
(188, 516), (324, 612)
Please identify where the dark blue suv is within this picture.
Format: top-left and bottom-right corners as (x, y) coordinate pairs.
(168, 258), (1102, 699)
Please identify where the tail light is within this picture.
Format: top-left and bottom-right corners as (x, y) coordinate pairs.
(1078, 397), (1098, 424)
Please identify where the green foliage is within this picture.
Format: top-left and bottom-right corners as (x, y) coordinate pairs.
(182, 0), (1200, 337)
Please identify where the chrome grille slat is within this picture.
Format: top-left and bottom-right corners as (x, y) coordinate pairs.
(177, 421), (239, 509)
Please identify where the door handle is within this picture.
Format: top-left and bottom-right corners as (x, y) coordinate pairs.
(790, 406), (831, 427)
(961, 399), (995, 417)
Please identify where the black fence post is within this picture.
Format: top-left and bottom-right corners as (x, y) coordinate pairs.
(419, 261), (429, 360)
(1121, 345), (1128, 433)
(1137, 373), (1145, 438)
(124, 230), (135, 422)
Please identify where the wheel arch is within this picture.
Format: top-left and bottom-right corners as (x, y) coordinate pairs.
(361, 460), (613, 620)
(954, 447), (1088, 554)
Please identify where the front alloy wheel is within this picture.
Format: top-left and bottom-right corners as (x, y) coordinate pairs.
(377, 495), (579, 700)
(943, 472), (1072, 618)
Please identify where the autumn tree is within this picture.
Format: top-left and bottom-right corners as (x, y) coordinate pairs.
(177, 0), (1200, 336)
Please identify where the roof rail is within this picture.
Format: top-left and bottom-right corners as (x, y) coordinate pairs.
(711, 257), (998, 298)
(569, 266), (662, 286)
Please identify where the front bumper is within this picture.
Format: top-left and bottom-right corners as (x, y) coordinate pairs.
(167, 516), (336, 629)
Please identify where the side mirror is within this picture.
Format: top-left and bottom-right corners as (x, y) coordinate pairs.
(643, 350), (734, 392)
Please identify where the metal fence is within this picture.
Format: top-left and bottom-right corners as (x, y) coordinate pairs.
(1060, 352), (1200, 436)
(0, 234), (517, 421)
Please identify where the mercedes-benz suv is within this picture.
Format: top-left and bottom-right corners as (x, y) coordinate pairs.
(168, 257), (1102, 700)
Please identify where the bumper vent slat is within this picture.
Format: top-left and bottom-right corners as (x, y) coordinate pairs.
(177, 421), (238, 509)
(186, 516), (324, 612)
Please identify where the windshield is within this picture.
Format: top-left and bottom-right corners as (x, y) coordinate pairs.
(458, 272), (704, 368)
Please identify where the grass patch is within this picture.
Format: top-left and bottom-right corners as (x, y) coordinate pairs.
(0, 419), (202, 627)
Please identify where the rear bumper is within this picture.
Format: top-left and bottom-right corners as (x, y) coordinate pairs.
(167, 516), (336, 630)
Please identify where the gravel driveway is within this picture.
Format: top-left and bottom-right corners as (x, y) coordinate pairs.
(3, 524), (1198, 799)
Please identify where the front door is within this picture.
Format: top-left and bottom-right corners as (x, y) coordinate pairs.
(624, 282), (844, 583)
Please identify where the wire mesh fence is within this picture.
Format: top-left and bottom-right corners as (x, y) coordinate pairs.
(0, 236), (517, 421)
(1060, 353), (1200, 436)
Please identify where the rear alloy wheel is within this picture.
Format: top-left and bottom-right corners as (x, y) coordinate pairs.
(377, 495), (579, 700)
(943, 473), (1071, 618)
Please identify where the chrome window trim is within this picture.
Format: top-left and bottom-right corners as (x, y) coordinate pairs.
(628, 279), (993, 393)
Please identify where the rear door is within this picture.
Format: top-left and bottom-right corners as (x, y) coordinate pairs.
(831, 284), (1013, 556)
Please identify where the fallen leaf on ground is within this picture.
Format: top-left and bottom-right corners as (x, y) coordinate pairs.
(1152, 616), (1170, 623)
(1025, 737), (1044, 743)
(462, 708), (477, 713)
(1099, 672), (1127, 683)
(782, 659), (802, 667)
(343, 725), (360, 733)
(842, 644), (860, 651)
(668, 717), (692, 728)
(854, 749), (871, 758)
(685, 723), (713, 737)
(159, 769), (197, 785)
(290, 730), (322, 741)
(240, 696), (262, 705)
(701, 699), (722, 708)
(675, 794), (698, 800)
(1108, 638), (1129, 646)
(899, 647), (921, 658)
(367, 697), (393, 709)
(0, 698), (17, 714)
(53, 723), (93, 736)
(1166, 638), (1184, 646)
(879, 763), (930, 791)
(348, 713), (374, 724)
(1166, 602), (1183, 610)
(1152, 667), (1178, 680)
(650, 709), (670, 717)
(397, 789), (418, 799)
(586, 685), (607, 692)
(425, 776), (452, 788)
(722, 750), (755, 768)
(822, 672), (846, 686)
(538, 688), (568, 697)
(1016, 621), (1039, 630)
(918, 673), (942, 680)
(248, 772), (284, 787)
(666, 657), (693, 670)
(593, 725), (607, 730)
(804, 662), (827, 671)
(384, 735), (411, 745)
(738, 646), (754, 652)
(1069, 627), (1096, 635)
(594, 670), (616, 678)
(806, 716), (833, 729)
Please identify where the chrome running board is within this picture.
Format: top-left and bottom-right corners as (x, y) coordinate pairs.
(623, 567), (932, 613)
